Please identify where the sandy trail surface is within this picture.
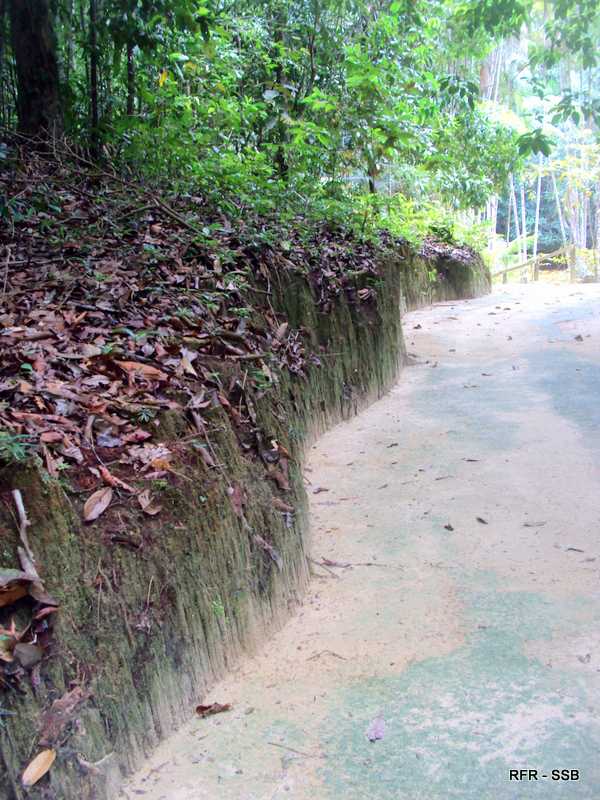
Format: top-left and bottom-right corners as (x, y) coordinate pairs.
(121, 282), (600, 800)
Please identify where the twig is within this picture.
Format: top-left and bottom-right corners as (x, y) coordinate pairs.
(268, 742), (316, 759)
(12, 489), (35, 566)
(1, 246), (11, 301)
(307, 650), (347, 661)
(307, 557), (339, 579)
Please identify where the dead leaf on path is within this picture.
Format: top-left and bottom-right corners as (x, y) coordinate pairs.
(21, 749), (56, 787)
(476, 516), (488, 525)
(313, 486), (329, 494)
(577, 653), (591, 664)
(196, 702), (231, 718)
(464, 458), (479, 462)
(83, 487), (113, 522)
(574, 334), (584, 342)
(523, 521), (546, 528)
(566, 547), (584, 553)
(387, 442), (399, 448)
(444, 523), (454, 531)
(137, 489), (162, 516)
(366, 715), (385, 742)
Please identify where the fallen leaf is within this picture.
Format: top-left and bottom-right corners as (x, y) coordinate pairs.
(577, 653), (591, 664)
(268, 467), (290, 491)
(275, 322), (288, 341)
(115, 360), (168, 381)
(366, 715), (385, 742)
(476, 517), (488, 525)
(83, 487), (113, 522)
(180, 347), (198, 376)
(39, 686), (90, 746)
(0, 568), (36, 608)
(22, 749), (56, 787)
(313, 486), (329, 495)
(137, 489), (162, 516)
(253, 534), (283, 571)
(321, 557), (351, 568)
(14, 642), (43, 668)
(444, 523), (454, 531)
(97, 430), (122, 448)
(271, 497), (294, 513)
(99, 465), (136, 493)
(196, 702), (231, 718)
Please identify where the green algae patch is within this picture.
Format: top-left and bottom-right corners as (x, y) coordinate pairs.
(0, 246), (487, 800)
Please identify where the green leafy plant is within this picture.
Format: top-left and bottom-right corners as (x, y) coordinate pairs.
(0, 432), (33, 464)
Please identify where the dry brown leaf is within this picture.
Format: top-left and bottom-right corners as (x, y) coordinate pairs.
(271, 497), (294, 513)
(137, 489), (162, 516)
(115, 360), (168, 381)
(0, 567), (35, 608)
(39, 686), (90, 746)
(83, 487), (113, 522)
(275, 322), (288, 341)
(0, 583), (29, 607)
(180, 347), (198, 376)
(40, 431), (63, 444)
(98, 465), (136, 493)
(196, 702), (231, 718)
(22, 749), (56, 787)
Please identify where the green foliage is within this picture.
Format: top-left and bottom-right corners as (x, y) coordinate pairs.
(11, 0), (596, 247)
(1, 0), (530, 242)
(0, 431), (33, 464)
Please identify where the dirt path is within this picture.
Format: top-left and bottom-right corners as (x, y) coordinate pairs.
(120, 282), (600, 800)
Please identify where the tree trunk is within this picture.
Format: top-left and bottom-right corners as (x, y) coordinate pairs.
(89, 0), (100, 157)
(0, 0), (7, 128)
(7, 0), (62, 137)
(126, 40), (135, 116)
(551, 169), (568, 249)
(520, 182), (527, 261)
(532, 154), (543, 259)
(509, 174), (521, 255)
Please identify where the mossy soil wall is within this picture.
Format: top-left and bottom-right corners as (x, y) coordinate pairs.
(0, 249), (489, 800)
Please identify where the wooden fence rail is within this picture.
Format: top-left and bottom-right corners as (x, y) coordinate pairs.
(491, 246), (573, 283)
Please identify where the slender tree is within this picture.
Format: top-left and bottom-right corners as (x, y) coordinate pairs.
(89, 0), (100, 157)
(7, 0), (62, 136)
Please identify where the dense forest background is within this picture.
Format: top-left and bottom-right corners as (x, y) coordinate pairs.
(1, 0), (599, 267)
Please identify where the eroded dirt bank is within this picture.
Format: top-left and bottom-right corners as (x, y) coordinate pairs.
(122, 281), (600, 800)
